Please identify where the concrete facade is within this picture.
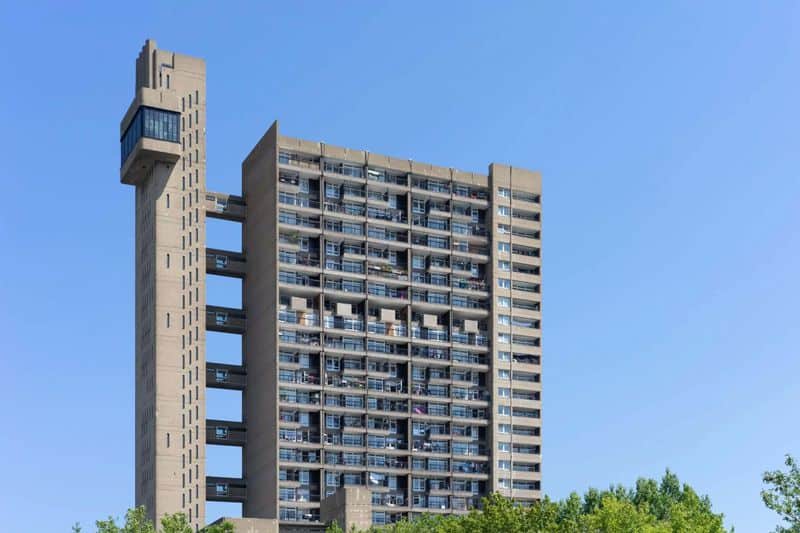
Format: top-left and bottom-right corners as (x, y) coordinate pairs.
(121, 41), (541, 532)
(120, 40), (207, 530)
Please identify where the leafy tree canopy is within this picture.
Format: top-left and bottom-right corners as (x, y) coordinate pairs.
(73, 507), (232, 533)
(762, 454), (800, 533)
(326, 470), (729, 533)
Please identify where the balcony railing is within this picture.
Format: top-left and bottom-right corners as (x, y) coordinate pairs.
(324, 161), (364, 178)
(278, 214), (321, 229)
(279, 253), (321, 268)
(279, 152), (320, 170)
(412, 347), (450, 361)
(323, 316), (366, 332)
(279, 195), (321, 210)
(324, 202), (366, 217)
(324, 279), (365, 294)
(411, 328), (450, 342)
(325, 338), (365, 352)
(367, 322), (408, 337)
(368, 229), (408, 243)
(279, 331), (321, 346)
(451, 296), (489, 310)
(368, 285), (408, 300)
(279, 272), (320, 287)
(279, 310), (321, 327)
(452, 243), (489, 256)
(451, 278), (488, 292)
(452, 351), (487, 365)
(453, 187), (489, 201)
(367, 168), (408, 185)
(367, 265), (409, 281)
(367, 340), (408, 356)
(451, 331), (489, 347)
(325, 260), (365, 274)
(412, 291), (449, 305)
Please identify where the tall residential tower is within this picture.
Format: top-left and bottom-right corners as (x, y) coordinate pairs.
(121, 41), (542, 533)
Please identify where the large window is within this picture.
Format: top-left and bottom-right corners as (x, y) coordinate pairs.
(120, 106), (180, 165)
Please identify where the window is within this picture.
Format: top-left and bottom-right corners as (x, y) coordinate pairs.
(498, 405), (511, 416)
(498, 369), (511, 380)
(498, 441), (511, 453)
(121, 106), (180, 165)
(497, 351), (511, 361)
(498, 260), (511, 271)
(497, 297), (511, 308)
(498, 242), (511, 253)
(498, 315), (511, 326)
(498, 187), (511, 198)
(498, 424), (511, 434)
(497, 206), (511, 217)
(326, 241), (340, 256)
(498, 387), (510, 398)
(497, 223), (511, 234)
(325, 183), (340, 199)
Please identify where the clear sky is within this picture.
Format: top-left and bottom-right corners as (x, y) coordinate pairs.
(0, 2), (798, 532)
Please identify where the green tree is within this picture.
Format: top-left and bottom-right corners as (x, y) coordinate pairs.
(326, 471), (728, 533)
(763, 454), (800, 533)
(80, 507), (232, 533)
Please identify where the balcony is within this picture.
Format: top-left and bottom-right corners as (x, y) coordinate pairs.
(451, 296), (489, 313)
(206, 248), (245, 278)
(206, 362), (246, 390)
(279, 251), (321, 270)
(323, 161), (365, 179)
(324, 278), (365, 295)
(412, 347), (450, 362)
(279, 309), (321, 328)
(367, 264), (408, 282)
(207, 476), (246, 503)
(368, 284), (408, 301)
(453, 186), (489, 203)
(411, 327), (449, 343)
(279, 193), (321, 211)
(451, 330), (489, 347)
(412, 179), (451, 196)
(278, 271), (321, 292)
(205, 192), (246, 222)
(279, 330), (321, 348)
(278, 212), (321, 231)
(452, 242), (489, 259)
(323, 316), (365, 333)
(207, 419), (246, 446)
(451, 278), (488, 293)
(279, 428), (321, 445)
(324, 201), (366, 218)
(325, 337), (365, 353)
(367, 322), (407, 337)
(367, 168), (408, 187)
(207, 306), (245, 334)
(367, 228), (408, 246)
(279, 368), (321, 386)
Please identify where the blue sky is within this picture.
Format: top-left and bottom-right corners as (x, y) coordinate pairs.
(0, 2), (798, 531)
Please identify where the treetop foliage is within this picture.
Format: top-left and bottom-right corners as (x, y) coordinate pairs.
(326, 470), (729, 533)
